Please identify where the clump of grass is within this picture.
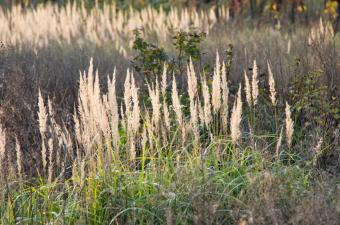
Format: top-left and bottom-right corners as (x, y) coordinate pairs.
(1, 53), (334, 224)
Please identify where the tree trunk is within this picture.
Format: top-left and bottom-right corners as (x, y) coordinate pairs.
(290, 1), (296, 24)
(336, 0), (340, 33)
(250, 0), (255, 19)
(215, 0), (219, 20)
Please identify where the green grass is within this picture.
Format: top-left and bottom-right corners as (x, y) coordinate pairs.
(0, 138), (314, 224)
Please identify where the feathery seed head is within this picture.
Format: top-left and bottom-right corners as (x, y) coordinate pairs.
(201, 76), (212, 126)
(161, 63), (168, 97)
(244, 71), (252, 106)
(163, 100), (171, 130)
(172, 74), (183, 126)
(212, 62), (221, 113)
(230, 84), (243, 144)
(107, 70), (119, 147)
(267, 62), (277, 106)
(187, 58), (197, 103)
(15, 137), (22, 178)
(285, 102), (294, 148)
(221, 62), (229, 130)
(251, 60), (259, 105)
(147, 79), (161, 128)
(0, 125), (6, 162)
(38, 89), (48, 134)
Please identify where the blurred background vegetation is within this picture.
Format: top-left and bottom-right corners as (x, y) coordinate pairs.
(0, 0), (339, 26)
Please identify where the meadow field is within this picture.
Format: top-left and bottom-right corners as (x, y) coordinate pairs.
(0, 1), (339, 224)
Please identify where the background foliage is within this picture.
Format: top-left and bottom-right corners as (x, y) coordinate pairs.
(1, 0), (339, 28)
